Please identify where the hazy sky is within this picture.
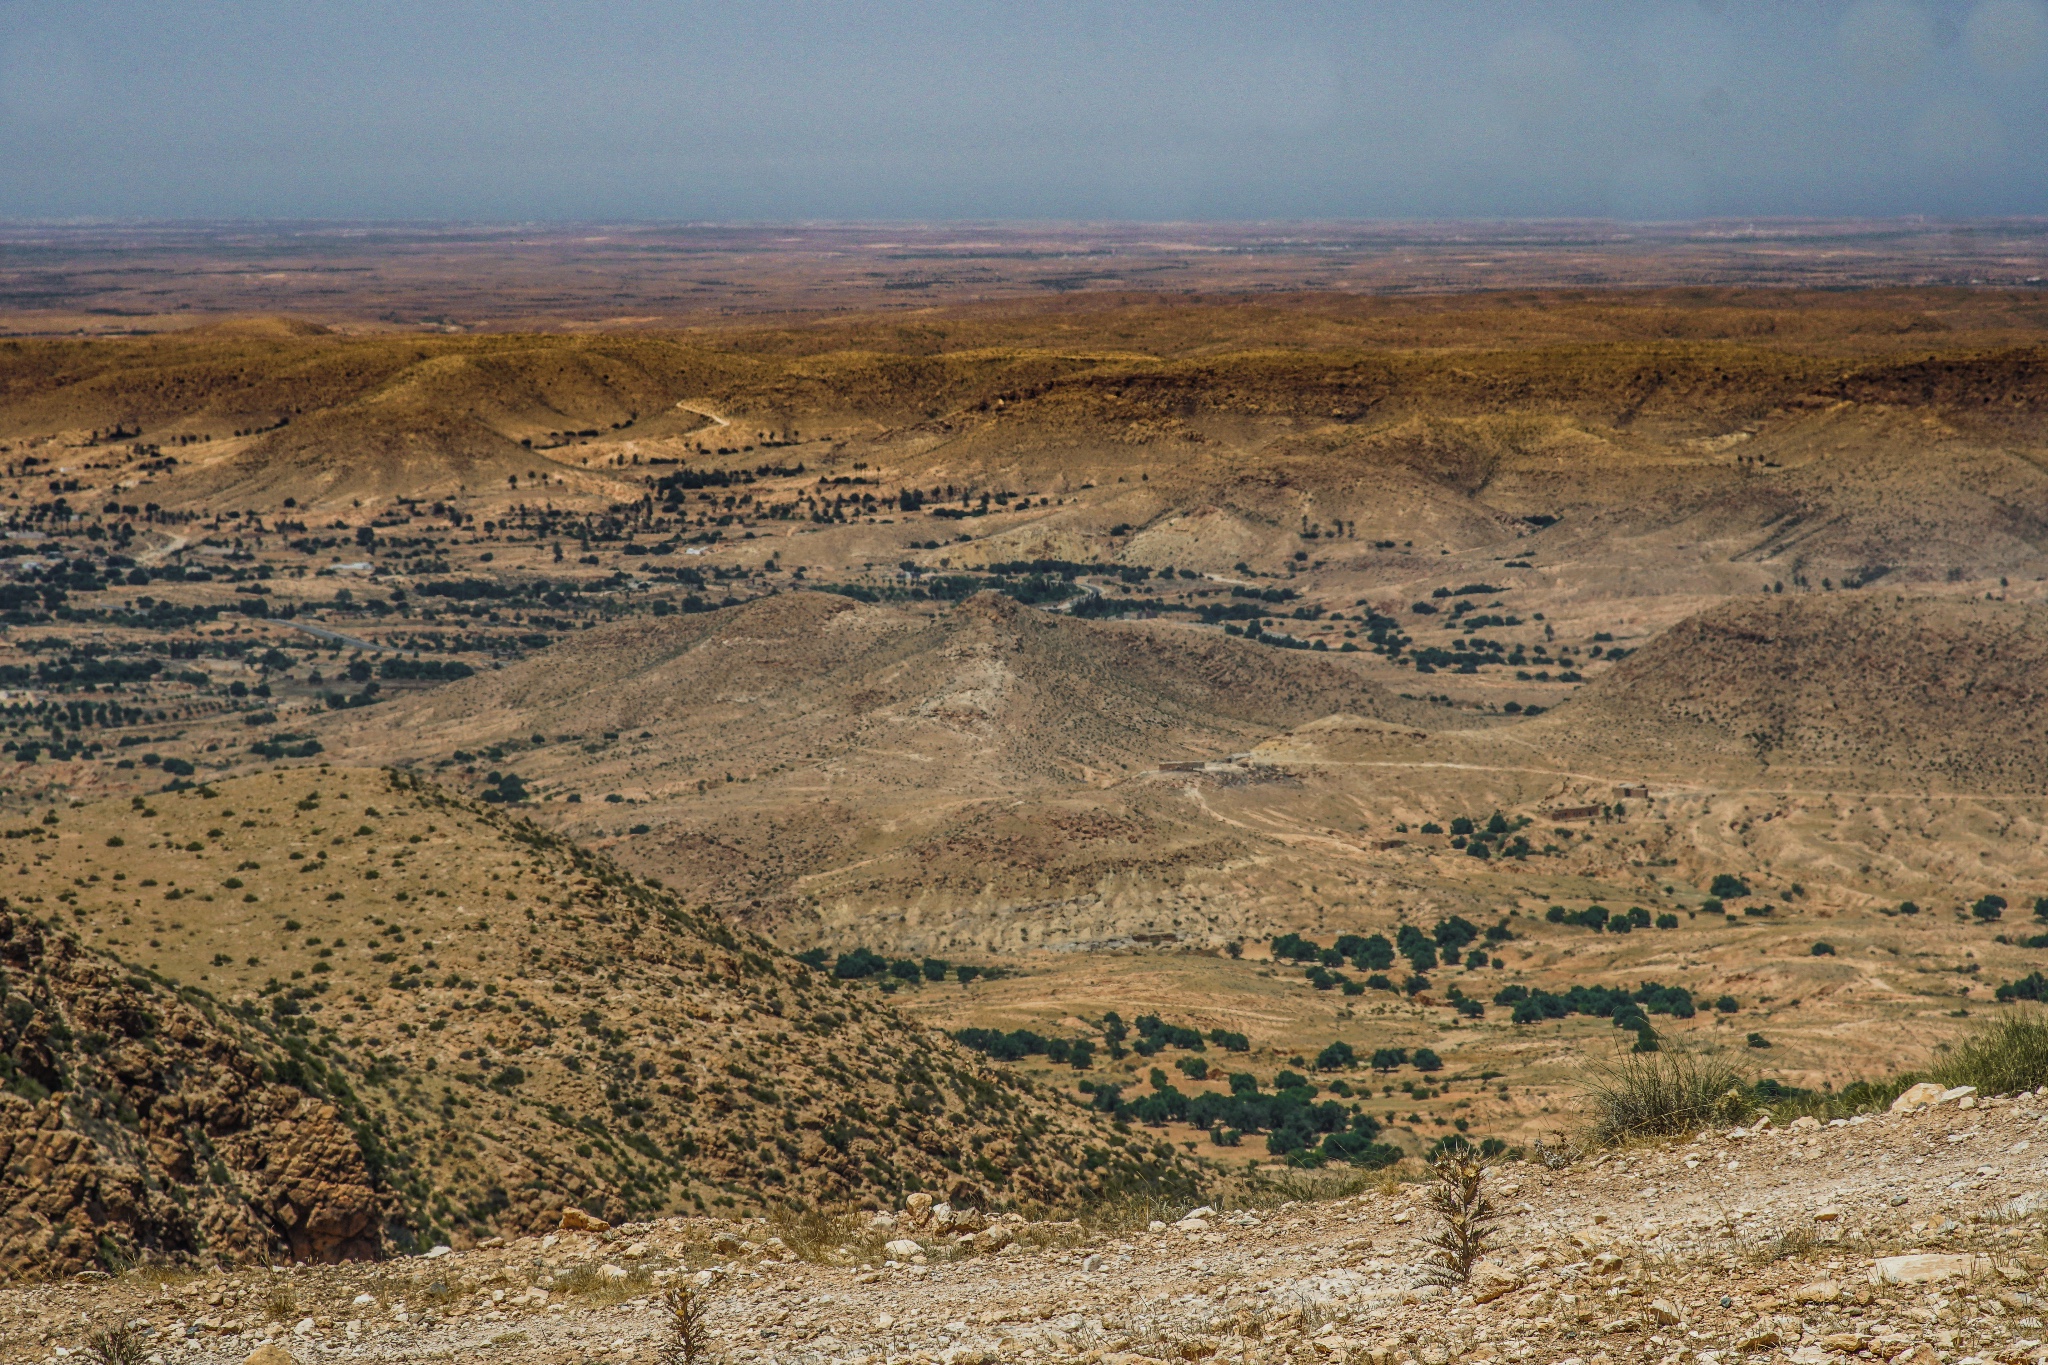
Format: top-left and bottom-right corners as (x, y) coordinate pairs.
(3, 0), (2046, 221)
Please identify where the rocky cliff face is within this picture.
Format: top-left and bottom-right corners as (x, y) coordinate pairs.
(0, 908), (386, 1277)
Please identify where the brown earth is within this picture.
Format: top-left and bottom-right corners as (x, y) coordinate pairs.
(0, 907), (384, 1278)
(0, 768), (1191, 1276)
(3, 287), (2048, 1284)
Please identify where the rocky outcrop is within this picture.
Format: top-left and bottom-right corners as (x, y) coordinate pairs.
(0, 908), (386, 1277)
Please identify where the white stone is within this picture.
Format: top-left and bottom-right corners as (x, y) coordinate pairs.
(884, 1239), (923, 1259)
(423, 1245), (453, 1259)
(1869, 1254), (1989, 1285)
(1891, 1082), (1946, 1113)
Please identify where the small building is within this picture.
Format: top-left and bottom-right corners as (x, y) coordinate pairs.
(1547, 804), (1601, 822)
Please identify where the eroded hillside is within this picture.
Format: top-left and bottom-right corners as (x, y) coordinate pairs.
(0, 768), (1189, 1276)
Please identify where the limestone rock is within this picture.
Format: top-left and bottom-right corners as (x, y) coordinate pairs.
(1471, 1264), (1522, 1304)
(243, 1346), (297, 1365)
(884, 1238), (923, 1259)
(1793, 1280), (1843, 1304)
(559, 1207), (610, 1233)
(1891, 1082), (1946, 1113)
(1870, 1254), (1988, 1285)
(972, 1225), (1016, 1254)
(1648, 1298), (1682, 1325)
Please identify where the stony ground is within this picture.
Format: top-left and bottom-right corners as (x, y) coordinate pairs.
(20, 1086), (2048, 1365)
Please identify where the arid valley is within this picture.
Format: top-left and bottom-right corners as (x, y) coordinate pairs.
(3, 228), (2048, 1364)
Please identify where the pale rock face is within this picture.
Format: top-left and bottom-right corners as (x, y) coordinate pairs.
(1891, 1082), (1947, 1112)
(1869, 1254), (1987, 1285)
(559, 1207), (609, 1233)
(884, 1238), (923, 1259)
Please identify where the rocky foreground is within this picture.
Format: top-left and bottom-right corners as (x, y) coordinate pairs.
(16, 1084), (2048, 1365)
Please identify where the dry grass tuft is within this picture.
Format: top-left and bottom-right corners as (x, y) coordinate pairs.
(556, 1264), (656, 1305)
(81, 1324), (151, 1365)
(1935, 1008), (2048, 1097)
(766, 1206), (878, 1264)
(1581, 1047), (1750, 1147)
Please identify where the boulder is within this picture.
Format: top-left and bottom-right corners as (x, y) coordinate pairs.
(1792, 1280), (1842, 1304)
(1648, 1299), (1682, 1325)
(243, 1347), (297, 1365)
(972, 1225), (1016, 1254)
(559, 1207), (610, 1234)
(1790, 1115), (1822, 1132)
(904, 1193), (935, 1228)
(1869, 1254), (1988, 1285)
(883, 1238), (923, 1259)
(1890, 1082), (1947, 1113)
(1471, 1265), (1522, 1304)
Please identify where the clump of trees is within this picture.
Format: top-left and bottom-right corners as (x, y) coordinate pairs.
(794, 946), (1002, 987)
(1085, 1068), (1400, 1169)
(1544, 903), (1668, 934)
(1495, 980), (1718, 1049)
(952, 1027), (1094, 1068)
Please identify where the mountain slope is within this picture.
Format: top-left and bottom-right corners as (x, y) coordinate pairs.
(0, 907), (384, 1277)
(1533, 593), (2048, 789)
(318, 591), (1422, 932)
(4, 768), (1189, 1271)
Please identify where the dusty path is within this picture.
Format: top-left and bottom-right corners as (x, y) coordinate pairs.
(15, 1088), (2048, 1364)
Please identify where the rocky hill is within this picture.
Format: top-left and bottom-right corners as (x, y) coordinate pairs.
(0, 907), (383, 1278)
(0, 768), (1189, 1275)
(1538, 593), (2048, 790)
(318, 590), (1420, 935)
